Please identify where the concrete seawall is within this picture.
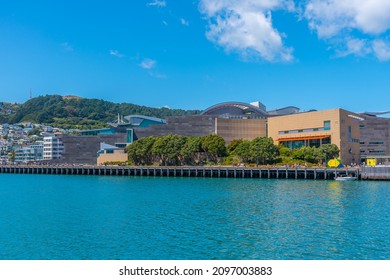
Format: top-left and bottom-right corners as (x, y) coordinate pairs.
(361, 166), (390, 180)
(0, 165), (361, 180)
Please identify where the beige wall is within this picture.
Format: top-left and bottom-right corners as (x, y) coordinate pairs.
(267, 108), (360, 164)
(215, 118), (267, 144)
(97, 150), (128, 165)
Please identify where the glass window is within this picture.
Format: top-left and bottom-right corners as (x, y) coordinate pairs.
(322, 137), (331, 145)
(324, 121), (331, 131)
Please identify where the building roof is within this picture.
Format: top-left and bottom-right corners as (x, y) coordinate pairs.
(201, 101), (268, 117)
(124, 115), (166, 124)
(201, 101), (300, 118)
(267, 106), (300, 116)
(100, 143), (121, 150)
(361, 111), (390, 117)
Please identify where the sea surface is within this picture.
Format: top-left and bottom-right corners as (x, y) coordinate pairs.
(0, 174), (389, 260)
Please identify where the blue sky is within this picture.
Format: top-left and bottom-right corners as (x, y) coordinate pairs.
(1, 0), (390, 114)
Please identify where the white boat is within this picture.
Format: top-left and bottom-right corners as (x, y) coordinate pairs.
(335, 175), (357, 181)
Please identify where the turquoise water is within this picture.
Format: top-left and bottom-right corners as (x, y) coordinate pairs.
(0, 174), (389, 260)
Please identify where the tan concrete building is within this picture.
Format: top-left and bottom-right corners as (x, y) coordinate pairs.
(268, 108), (361, 165)
(97, 143), (128, 165)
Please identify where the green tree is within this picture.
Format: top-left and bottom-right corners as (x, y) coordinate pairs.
(250, 137), (278, 166)
(227, 139), (243, 155)
(181, 136), (203, 165)
(126, 136), (156, 165)
(201, 134), (226, 163)
(279, 145), (292, 157)
(316, 144), (340, 164)
(232, 140), (251, 163)
(152, 134), (187, 166)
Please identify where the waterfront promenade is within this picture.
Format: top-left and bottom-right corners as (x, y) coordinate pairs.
(0, 164), (361, 180)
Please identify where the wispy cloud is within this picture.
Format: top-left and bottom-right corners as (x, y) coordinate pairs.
(146, 0), (166, 7)
(180, 18), (189, 26)
(304, 0), (390, 61)
(109, 49), (125, 58)
(61, 42), (73, 52)
(162, 20), (168, 26)
(372, 40), (390, 61)
(199, 0), (295, 62)
(139, 58), (157, 69)
(150, 72), (167, 79)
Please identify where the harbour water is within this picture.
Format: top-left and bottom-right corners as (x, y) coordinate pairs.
(0, 174), (389, 260)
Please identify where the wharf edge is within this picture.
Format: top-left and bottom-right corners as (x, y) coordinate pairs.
(0, 165), (367, 180)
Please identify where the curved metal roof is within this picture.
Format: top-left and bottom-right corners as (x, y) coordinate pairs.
(267, 106), (300, 116)
(201, 101), (268, 116)
(361, 111), (390, 117)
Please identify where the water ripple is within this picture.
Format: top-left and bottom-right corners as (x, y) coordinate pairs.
(0, 175), (389, 259)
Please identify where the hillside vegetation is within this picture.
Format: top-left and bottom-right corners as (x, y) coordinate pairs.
(0, 95), (201, 129)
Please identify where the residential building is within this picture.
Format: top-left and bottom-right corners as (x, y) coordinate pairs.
(43, 136), (64, 160)
(15, 141), (44, 163)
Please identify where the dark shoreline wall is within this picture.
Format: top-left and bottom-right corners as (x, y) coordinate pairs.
(0, 165), (362, 180)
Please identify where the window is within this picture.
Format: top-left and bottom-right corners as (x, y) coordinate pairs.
(324, 121), (331, 131)
(369, 142), (384, 145)
(369, 150), (385, 154)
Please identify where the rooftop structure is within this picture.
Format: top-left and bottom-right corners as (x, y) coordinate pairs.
(201, 101), (268, 119)
(201, 101), (300, 119)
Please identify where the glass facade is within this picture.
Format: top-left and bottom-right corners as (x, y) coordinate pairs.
(280, 136), (331, 149)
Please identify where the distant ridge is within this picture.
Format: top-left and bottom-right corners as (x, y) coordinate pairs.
(0, 95), (201, 129)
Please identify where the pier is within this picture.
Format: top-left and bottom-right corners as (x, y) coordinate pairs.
(361, 166), (390, 180)
(0, 165), (361, 180)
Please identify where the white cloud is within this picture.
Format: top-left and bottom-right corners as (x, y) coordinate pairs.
(61, 42), (73, 52)
(109, 49), (125, 58)
(199, 0), (295, 62)
(304, 0), (390, 60)
(180, 18), (189, 26)
(139, 58), (157, 69)
(146, 0), (166, 7)
(150, 72), (167, 79)
(372, 39), (390, 61)
(335, 37), (370, 58)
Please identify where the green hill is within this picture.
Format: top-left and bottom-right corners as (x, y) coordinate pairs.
(0, 95), (201, 129)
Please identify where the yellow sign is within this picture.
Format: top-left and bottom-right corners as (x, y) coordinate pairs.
(366, 158), (377, 166)
(327, 159), (341, 168)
